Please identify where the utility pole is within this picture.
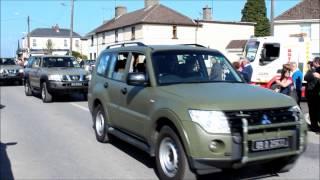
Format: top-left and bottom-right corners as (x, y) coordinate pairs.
(69, 0), (74, 56)
(27, 16), (30, 51)
(270, 0), (274, 36)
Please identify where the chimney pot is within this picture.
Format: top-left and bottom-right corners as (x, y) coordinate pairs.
(145, 0), (159, 8)
(203, 5), (212, 20)
(115, 6), (127, 18)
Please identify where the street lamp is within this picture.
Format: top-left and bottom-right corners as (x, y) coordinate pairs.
(69, 0), (74, 56)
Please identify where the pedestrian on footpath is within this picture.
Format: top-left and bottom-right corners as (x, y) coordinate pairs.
(275, 66), (293, 96)
(290, 62), (303, 105)
(304, 57), (320, 133)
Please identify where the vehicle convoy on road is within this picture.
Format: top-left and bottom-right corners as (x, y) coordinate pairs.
(24, 55), (90, 102)
(243, 35), (316, 96)
(0, 57), (24, 85)
(88, 43), (308, 180)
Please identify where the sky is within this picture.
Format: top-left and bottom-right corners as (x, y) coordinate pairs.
(0, 0), (301, 57)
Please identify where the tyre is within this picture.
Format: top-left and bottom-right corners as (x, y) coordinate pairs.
(24, 80), (32, 96)
(41, 82), (53, 103)
(93, 104), (111, 143)
(155, 126), (196, 180)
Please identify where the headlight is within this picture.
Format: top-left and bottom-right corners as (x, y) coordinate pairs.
(0, 69), (3, 74)
(19, 69), (24, 73)
(85, 74), (91, 80)
(188, 110), (230, 134)
(289, 105), (303, 121)
(48, 75), (63, 81)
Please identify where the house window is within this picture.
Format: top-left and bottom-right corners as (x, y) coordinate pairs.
(91, 36), (94, 46)
(94, 53), (97, 60)
(32, 39), (37, 47)
(131, 26), (136, 40)
(90, 53), (92, 60)
(75, 40), (79, 47)
(64, 39), (68, 47)
(172, 25), (178, 39)
(102, 33), (105, 44)
(300, 24), (311, 38)
(115, 30), (118, 43)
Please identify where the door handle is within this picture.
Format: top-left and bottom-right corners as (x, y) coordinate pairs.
(104, 82), (108, 88)
(121, 87), (127, 95)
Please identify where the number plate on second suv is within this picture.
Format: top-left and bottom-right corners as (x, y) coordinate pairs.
(71, 82), (82, 86)
(251, 138), (289, 152)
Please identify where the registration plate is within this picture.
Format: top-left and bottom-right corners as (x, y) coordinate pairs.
(251, 138), (289, 152)
(71, 82), (82, 86)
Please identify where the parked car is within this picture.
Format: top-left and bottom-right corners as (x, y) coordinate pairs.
(24, 55), (90, 102)
(88, 43), (307, 180)
(0, 57), (24, 85)
(82, 60), (96, 72)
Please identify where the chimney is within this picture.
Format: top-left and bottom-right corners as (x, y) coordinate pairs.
(145, 0), (159, 8)
(115, 6), (127, 18)
(203, 5), (212, 21)
(53, 24), (60, 32)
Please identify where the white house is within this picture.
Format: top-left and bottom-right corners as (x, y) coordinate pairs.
(21, 25), (83, 57)
(274, 0), (320, 59)
(86, 0), (254, 60)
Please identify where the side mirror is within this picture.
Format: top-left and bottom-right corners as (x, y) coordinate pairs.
(127, 73), (148, 86)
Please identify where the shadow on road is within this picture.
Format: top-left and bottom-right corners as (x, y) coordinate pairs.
(109, 136), (281, 180)
(0, 104), (5, 109)
(33, 93), (87, 103)
(0, 141), (17, 180)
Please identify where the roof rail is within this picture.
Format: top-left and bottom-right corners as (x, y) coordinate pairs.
(180, 44), (206, 48)
(106, 42), (146, 49)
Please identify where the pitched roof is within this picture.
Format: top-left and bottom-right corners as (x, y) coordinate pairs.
(275, 0), (320, 21)
(226, 40), (247, 49)
(29, 28), (82, 38)
(95, 4), (197, 33)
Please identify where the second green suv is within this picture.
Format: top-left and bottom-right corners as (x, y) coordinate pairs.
(88, 43), (307, 180)
(24, 55), (90, 102)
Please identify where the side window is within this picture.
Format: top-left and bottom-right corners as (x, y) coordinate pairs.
(129, 52), (146, 74)
(260, 43), (280, 65)
(26, 57), (34, 68)
(109, 52), (129, 81)
(96, 53), (111, 77)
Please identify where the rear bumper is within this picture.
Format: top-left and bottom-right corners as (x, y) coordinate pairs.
(47, 80), (88, 94)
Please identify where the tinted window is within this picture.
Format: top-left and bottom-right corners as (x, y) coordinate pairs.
(108, 52), (129, 81)
(245, 41), (260, 62)
(152, 50), (242, 85)
(0, 58), (15, 65)
(42, 57), (79, 68)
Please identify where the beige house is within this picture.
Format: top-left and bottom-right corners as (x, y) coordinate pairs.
(86, 0), (254, 60)
(21, 25), (83, 57)
(274, 0), (320, 58)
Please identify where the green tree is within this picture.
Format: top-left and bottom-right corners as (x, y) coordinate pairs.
(45, 39), (54, 54)
(72, 51), (88, 60)
(241, 0), (270, 37)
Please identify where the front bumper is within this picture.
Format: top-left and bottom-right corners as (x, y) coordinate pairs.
(47, 80), (88, 94)
(183, 116), (307, 174)
(0, 73), (23, 82)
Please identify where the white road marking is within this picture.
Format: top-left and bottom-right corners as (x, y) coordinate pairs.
(70, 103), (90, 112)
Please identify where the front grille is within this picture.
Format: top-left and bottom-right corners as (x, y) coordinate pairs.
(62, 75), (84, 81)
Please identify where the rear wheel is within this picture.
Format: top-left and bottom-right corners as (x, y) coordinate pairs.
(24, 80), (32, 96)
(93, 104), (112, 143)
(155, 126), (195, 180)
(41, 82), (53, 103)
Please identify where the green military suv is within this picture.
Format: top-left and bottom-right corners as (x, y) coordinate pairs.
(24, 55), (90, 102)
(88, 43), (307, 180)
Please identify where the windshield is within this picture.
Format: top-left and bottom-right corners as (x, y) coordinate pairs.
(42, 57), (80, 68)
(0, 58), (15, 65)
(244, 41), (260, 62)
(152, 50), (243, 85)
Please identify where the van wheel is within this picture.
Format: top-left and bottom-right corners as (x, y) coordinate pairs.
(24, 80), (32, 96)
(93, 105), (111, 143)
(155, 126), (195, 180)
(41, 82), (53, 103)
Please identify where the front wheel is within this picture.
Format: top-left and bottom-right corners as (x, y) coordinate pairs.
(41, 82), (53, 103)
(24, 80), (32, 96)
(155, 126), (195, 180)
(93, 105), (112, 143)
